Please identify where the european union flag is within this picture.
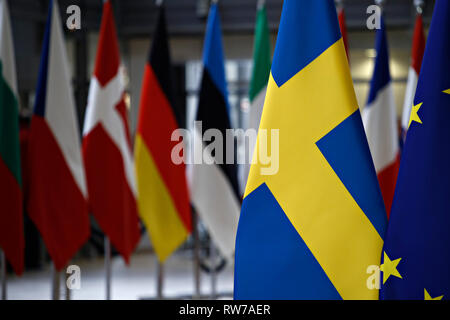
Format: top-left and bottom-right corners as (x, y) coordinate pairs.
(234, 0), (387, 300)
(381, 0), (450, 300)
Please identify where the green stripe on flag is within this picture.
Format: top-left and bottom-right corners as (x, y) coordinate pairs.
(249, 6), (271, 103)
(0, 61), (22, 187)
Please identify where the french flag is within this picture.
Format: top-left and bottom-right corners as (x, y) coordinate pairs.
(362, 18), (400, 217)
(28, 0), (90, 271)
(401, 13), (425, 140)
(338, 6), (350, 62)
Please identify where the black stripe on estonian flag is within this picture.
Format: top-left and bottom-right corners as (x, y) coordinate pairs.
(196, 69), (241, 201)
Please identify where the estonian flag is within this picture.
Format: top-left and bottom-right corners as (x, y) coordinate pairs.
(190, 3), (241, 259)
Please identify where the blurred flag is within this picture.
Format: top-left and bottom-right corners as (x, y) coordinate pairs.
(135, 4), (191, 262)
(190, 3), (240, 258)
(27, 0), (89, 271)
(243, 0), (272, 187)
(362, 18), (399, 216)
(83, 0), (140, 263)
(401, 13), (425, 139)
(0, 0), (24, 275)
(381, 0), (450, 300)
(338, 6), (350, 62)
(235, 0), (386, 299)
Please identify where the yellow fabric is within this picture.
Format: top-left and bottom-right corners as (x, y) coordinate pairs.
(135, 136), (188, 262)
(245, 39), (383, 299)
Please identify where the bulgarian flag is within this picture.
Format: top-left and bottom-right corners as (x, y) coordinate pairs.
(0, 0), (24, 276)
(135, 4), (191, 262)
(243, 0), (271, 186)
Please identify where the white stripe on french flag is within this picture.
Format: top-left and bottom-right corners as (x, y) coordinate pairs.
(362, 18), (400, 216)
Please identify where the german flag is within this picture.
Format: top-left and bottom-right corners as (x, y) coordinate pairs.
(135, 4), (191, 262)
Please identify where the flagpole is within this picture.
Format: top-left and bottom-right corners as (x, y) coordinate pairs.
(192, 209), (201, 299)
(104, 236), (112, 300)
(51, 263), (60, 300)
(156, 261), (164, 299)
(65, 264), (71, 300)
(210, 240), (218, 300)
(1, 250), (6, 300)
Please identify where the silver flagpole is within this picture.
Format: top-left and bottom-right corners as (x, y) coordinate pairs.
(210, 241), (217, 300)
(65, 265), (71, 300)
(51, 263), (60, 300)
(156, 261), (164, 299)
(192, 210), (201, 299)
(104, 236), (111, 300)
(1, 250), (6, 300)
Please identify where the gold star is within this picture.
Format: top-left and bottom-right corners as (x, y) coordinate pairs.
(444, 89), (450, 95)
(424, 289), (444, 300)
(380, 252), (402, 284)
(408, 103), (423, 129)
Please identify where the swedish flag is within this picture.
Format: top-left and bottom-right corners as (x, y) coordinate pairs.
(381, 0), (450, 300)
(234, 0), (387, 300)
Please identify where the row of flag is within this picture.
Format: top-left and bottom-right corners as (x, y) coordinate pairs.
(236, 0), (450, 300)
(0, 0), (240, 277)
(0, 0), (173, 275)
(0, 0), (448, 301)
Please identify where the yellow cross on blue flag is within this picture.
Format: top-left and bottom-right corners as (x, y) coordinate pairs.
(234, 0), (387, 300)
(381, 0), (450, 300)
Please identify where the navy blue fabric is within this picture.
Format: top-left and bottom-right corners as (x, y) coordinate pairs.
(366, 17), (391, 106)
(33, 0), (53, 117)
(381, 0), (450, 300)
